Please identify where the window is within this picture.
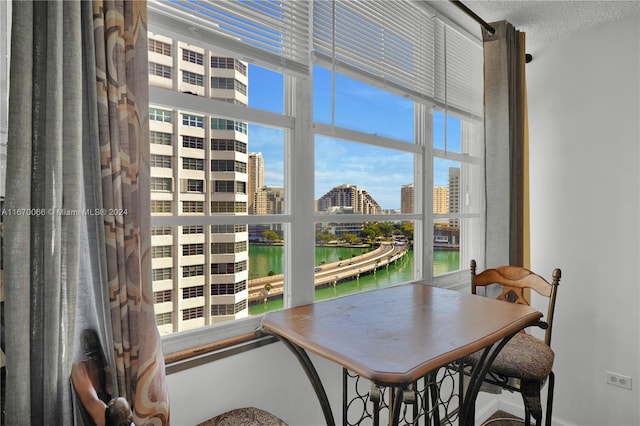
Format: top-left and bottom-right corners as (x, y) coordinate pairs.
(151, 200), (172, 214)
(182, 113), (203, 128)
(152, 226), (172, 236)
(210, 77), (234, 90)
(213, 180), (246, 194)
(211, 160), (246, 173)
(182, 286), (204, 299)
(211, 139), (247, 153)
(182, 225), (203, 234)
(211, 77), (247, 96)
(211, 224), (247, 234)
(211, 280), (247, 295)
(154, 290), (172, 303)
(147, 1), (483, 342)
(211, 241), (247, 254)
(210, 261), (247, 275)
(149, 108), (172, 123)
(182, 201), (203, 214)
(182, 70), (204, 86)
(211, 201), (246, 213)
(156, 312), (172, 326)
(211, 301), (246, 316)
(149, 62), (172, 79)
(182, 135), (204, 149)
(182, 48), (203, 65)
(186, 179), (204, 193)
(152, 245), (172, 258)
(183, 264), (204, 278)
(149, 39), (171, 56)
(211, 283), (235, 296)
(150, 154), (172, 168)
(150, 131), (172, 145)
(151, 177), (172, 192)
(211, 57), (247, 76)
(314, 67), (414, 142)
(182, 307), (204, 320)
(210, 118), (247, 134)
(182, 243), (204, 256)
(152, 267), (172, 281)
(213, 181), (234, 193)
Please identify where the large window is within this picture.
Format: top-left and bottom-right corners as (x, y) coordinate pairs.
(147, 1), (483, 348)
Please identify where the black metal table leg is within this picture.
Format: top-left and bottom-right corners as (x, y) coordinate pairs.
(459, 331), (518, 425)
(266, 332), (336, 426)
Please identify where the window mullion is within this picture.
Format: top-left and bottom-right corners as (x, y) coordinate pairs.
(284, 75), (315, 308)
(416, 103), (434, 283)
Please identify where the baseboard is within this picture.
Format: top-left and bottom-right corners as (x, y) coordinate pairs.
(494, 397), (576, 426)
(474, 397), (501, 425)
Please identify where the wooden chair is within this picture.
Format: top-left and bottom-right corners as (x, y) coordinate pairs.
(71, 329), (134, 426)
(467, 259), (561, 426)
(73, 329), (287, 426)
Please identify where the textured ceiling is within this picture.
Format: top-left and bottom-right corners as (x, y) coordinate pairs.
(436, 1), (640, 55)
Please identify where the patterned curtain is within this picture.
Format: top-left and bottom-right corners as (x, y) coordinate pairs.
(4, 1), (169, 424)
(92, 1), (170, 424)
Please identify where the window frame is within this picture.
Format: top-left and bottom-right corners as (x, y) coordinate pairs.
(147, 3), (484, 356)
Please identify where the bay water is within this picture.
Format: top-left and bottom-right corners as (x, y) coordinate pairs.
(249, 245), (459, 314)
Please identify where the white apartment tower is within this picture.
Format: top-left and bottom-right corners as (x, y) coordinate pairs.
(148, 33), (250, 334)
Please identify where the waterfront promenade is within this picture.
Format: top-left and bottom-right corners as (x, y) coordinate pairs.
(247, 242), (408, 303)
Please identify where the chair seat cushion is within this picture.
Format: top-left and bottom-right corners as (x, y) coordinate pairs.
(197, 407), (288, 426)
(468, 333), (554, 382)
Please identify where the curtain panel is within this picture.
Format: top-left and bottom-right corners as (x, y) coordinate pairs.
(91, 1), (170, 424)
(483, 21), (529, 269)
(4, 2), (85, 423)
(5, 1), (169, 424)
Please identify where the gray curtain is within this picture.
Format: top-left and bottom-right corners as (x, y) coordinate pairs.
(483, 21), (527, 269)
(4, 1), (112, 424)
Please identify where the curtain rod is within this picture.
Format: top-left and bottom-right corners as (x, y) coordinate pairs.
(448, 1), (533, 62)
(449, 1), (496, 35)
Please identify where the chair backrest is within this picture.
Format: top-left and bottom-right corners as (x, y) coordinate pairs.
(470, 259), (561, 346)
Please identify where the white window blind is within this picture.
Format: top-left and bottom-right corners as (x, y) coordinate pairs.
(433, 19), (483, 119)
(313, 0), (435, 102)
(147, 0), (311, 76)
(313, 0), (483, 119)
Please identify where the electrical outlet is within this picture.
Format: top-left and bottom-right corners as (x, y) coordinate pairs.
(606, 371), (632, 390)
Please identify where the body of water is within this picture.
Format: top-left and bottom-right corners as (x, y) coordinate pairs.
(248, 245), (459, 314)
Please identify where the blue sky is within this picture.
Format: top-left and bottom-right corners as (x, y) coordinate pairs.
(247, 64), (461, 210)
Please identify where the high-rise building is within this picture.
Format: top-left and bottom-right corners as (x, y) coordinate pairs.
(148, 33), (250, 334)
(400, 183), (414, 214)
(248, 152), (265, 214)
(317, 184), (382, 215)
(448, 167), (460, 227)
(433, 186), (448, 214)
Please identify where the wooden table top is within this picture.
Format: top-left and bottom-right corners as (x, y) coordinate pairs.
(261, 283), (542, 386)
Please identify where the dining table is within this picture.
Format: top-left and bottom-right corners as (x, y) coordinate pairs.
(260, 283), (543, 426)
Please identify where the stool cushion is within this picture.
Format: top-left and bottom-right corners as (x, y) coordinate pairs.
(466, 332), (555, 420)
(490, 333), (554, 381)
(197, 407), (288, 426)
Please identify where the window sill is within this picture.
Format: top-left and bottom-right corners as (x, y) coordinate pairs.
(165, 330), (276, 374)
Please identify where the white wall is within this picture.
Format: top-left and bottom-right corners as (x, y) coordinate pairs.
(524, 12), (640, 426)
(166, 342), (342, 425)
